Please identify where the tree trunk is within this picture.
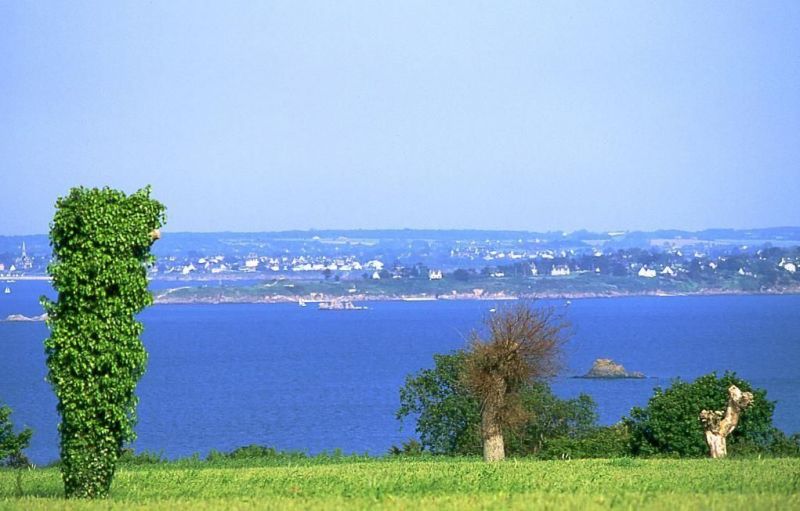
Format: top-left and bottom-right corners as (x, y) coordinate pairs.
(699, 385), (754, 459)
(482, 406), (505, 462)
(704, 430), (727, 458)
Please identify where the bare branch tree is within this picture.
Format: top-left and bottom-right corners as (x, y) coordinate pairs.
(463, 302), (568, 462)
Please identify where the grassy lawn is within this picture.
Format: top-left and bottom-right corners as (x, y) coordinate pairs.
(2, 457), (798, 510)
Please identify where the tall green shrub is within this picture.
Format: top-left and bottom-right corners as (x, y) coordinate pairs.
(0, 403), (32, 466)
(42, 186), (165, 498)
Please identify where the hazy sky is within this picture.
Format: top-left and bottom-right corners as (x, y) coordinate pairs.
(2, 1), (799, 235)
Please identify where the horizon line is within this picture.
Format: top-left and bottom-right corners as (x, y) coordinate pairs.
(2, 225), (799, 238)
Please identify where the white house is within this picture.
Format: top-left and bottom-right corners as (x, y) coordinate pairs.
(660, 266), (676, 276)
(779, 258), (797, 273)
(366, 260), (384, 271)
(428, 269), (443, 280)
(551, 265), (570, 276)
(182, 263), (196, 275)
(638, 267), (657, 278)
(530, 263), (538, 276)
(0, 263), (4, 272)
(372, 271), (381, 280)
(244, 256), (259, 269)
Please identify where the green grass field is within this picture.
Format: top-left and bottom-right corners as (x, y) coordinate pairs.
(2, 457), (798, 510)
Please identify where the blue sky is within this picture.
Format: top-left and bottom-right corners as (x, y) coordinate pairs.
(1, 1), (798, 234)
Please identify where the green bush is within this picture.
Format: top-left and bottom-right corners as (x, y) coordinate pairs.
(507, 384), (597, 455)
(42, 186), (165, 497)
(117, 448), (167, 465)
(537, 424), (631, 459)
(625, 372), (777, 457)
(728, 430), (800, 458)
(388, 439), (424, 457)
(397, 350), (597, 456)
(397, 351), (481, 455)
(206, 445), (308, 463)
(0, 404), (32, 467)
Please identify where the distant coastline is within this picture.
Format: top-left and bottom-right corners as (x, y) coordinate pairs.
(153, 287), (800, 305)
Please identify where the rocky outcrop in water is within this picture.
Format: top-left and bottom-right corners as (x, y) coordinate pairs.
(3, 313), (48, 322)
(581, 358), (644, 379)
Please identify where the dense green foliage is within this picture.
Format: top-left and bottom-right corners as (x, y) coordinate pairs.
(1, 458), (798, 510)
(397, 351), (480, 455)
(42, 186), (165, 498)
(537, 424), (632, 460)
(625, 372), (779, 457)
(397, 351), (596, 456)
(0, 404), (32, 467)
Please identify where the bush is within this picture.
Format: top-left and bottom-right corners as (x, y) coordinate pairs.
(507, 385), (597, 455)
(388, 439), (424, 457)
(117, 448), (167, 465)
(537, 424), (631, 459)
(397, 350), (597, 456)
(728, 430), (800, 458)
(206, 445), (308, 463)
(0, 404), (32, 467)
(625, 372), (777, 457)
(397, 351), (481, 455)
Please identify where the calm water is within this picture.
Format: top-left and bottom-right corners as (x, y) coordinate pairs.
(1, 281), (799, 464)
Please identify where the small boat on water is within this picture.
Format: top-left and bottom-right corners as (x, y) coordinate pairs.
(3, 287), (10, 295)
(318, 300), (367, 311)
(298, 298), (307, 307)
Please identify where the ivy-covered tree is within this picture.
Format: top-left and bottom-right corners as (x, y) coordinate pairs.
(42, 186), (165, 498)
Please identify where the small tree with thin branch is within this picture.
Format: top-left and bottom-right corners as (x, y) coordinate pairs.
(463, 303), (568, 462)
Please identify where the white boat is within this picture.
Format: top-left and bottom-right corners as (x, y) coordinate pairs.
(3, 287), (10, 294)
(318, 300), (367, 311)
(298, 298), (307, 307)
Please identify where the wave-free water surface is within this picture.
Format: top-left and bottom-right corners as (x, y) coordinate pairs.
(1, 281), (798, 464)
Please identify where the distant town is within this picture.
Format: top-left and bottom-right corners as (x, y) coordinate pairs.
(2, 227), (799, 302)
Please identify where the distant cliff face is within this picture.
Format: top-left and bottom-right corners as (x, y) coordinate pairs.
(582, 358), (644, 379)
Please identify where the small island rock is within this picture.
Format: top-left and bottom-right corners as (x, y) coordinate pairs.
(582, 358), (644, 379)
(3, 313), (48, 322)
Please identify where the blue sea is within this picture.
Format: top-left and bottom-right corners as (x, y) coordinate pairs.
(1, 280), (799, 464)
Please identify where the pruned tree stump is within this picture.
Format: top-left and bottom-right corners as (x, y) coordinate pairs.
(699, 385), (753, 458)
